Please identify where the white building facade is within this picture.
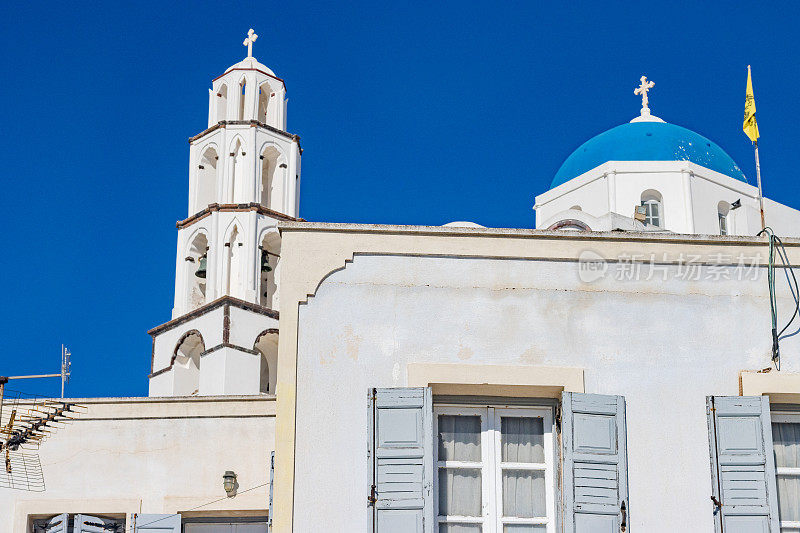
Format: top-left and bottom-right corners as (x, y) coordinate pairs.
(274, 223), (800, 533)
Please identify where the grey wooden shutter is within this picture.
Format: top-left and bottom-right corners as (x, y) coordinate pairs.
(562, 392), (630, 533)
(269, 450), (275, 530)
(130, 513), (181, 532)
(43, 514), (68, 533)
(73, 514), (123, 532)
(707, 396), (780, 532)
(368, 387), (433, 533)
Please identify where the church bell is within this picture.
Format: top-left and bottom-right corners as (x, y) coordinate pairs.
(261, 249), (272, 273)
(195, 254), (207, 278)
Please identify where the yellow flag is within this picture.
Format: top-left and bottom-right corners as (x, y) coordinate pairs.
(743, 65), (760, 142)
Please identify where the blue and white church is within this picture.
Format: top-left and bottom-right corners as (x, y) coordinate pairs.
(535, 76), (800, 235)
(5, 35), (800, 533)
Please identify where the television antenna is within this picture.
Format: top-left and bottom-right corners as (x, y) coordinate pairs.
(0, 344), (83, 491)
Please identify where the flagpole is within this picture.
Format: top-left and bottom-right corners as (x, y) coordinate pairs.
(754, 140), (765, 230)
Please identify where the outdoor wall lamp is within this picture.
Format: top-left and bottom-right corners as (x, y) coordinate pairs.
(223, 470), (237, 497)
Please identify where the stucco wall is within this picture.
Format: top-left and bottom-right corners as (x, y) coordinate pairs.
(1, 395), (275, 533)
(534, 161), (800, 238)
(286, 232), (800, 532)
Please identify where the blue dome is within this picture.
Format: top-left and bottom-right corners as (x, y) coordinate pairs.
(551, 121), (747, 189)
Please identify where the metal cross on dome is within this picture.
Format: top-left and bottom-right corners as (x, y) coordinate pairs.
(243, 28), (258, 58)
(634, 75), (655, 116)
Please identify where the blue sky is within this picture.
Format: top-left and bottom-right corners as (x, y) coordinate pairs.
(2, 2), (799, 398)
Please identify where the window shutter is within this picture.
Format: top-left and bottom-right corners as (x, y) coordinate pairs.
(73, 515), (124, 532)
(269, 450), (275, 530)
(130, 514), (181, 532)
(42, 514), (68, 533)
(368, 387), (433, 533)
(73, 515), (122, 532)
(707, 396), (780, 532)
(562, 392), (630, 533)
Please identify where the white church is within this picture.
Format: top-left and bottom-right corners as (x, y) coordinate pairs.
(4, 31), (800, 533)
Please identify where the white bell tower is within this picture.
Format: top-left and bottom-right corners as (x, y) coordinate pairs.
(148, 30), (300, 397)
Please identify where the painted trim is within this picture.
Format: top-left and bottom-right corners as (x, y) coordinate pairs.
(178, 202), (302, 229)
(189, 120), (298, 145)
(408, 363), (584, 398)
(148, 296), (278, 337)
(214, 67), (285, 84)
(740, 371), (800, 403)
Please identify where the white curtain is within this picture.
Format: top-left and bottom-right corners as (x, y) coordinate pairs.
(438, 415), (482, 517)
(501, 418), (544, 463)
(502, 470), (546, 518)
(773, 422), (800, 523)
(184, 524), (267, 532)
(501, 417), (546, 519)
(503, 526), (546, 532)
(439, 415), (481, 461)
(439, 524), (482, 533)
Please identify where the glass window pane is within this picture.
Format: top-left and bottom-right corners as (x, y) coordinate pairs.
(773, 422), (800, 468)
(777, 476), (800, 523)
(233, 525), (269, 533)
(184, 525), (233, 533)
(502, 470), (546, 518)
(438, 415), (481, 462)
(501, 417), (544, 463)
(439, 468), (482, 516)
(503, 526), (546, 532)
(440, 525), (482, 533)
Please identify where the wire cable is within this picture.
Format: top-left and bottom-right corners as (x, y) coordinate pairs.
(757, 227), (800, 370)
(129, 482), (268, 531)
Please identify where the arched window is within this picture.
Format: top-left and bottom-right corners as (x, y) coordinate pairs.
(196, 147), (218, 212)
(224, 224), (244, 298)
(238, 78), (247, 120)
(718, 201), (731, 235)
(172, 331), (205, 396)
(216, 84), (228, 123)
(640, 190), (664, 227)
(254, 330), (278, 394)
(229, 139), (245, 203)
(186, 232), (208, 310)
(260, 145), (283, 209)
(258, 84), (271, 123)
(259, 230), (281, 309)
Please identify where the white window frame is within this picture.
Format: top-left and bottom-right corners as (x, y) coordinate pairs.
(718, 211), (728, 235)
(771, 412), (800, 531)
(433, 404), (556, 533)
(641, 198), (662, 227)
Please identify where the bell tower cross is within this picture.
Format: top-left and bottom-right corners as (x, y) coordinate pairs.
(243, 28), (258, 58)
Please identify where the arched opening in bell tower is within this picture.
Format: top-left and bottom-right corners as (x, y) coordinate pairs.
(224, 224), (244, 298)
(196, 147), (218, 212)
(172, 330), (205, 396)
(259, 145), (284, 210)
(254, 329), (278, 394)
(228, 138), (246, 203)
(258, 83), (271, 123)
(185, 231), (209, 310)
(259, 230), (281, 309)
(238, 78), (247, 120)
(216, 84), (228, 123)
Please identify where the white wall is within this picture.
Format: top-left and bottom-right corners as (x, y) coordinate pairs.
(2, 396), (275, 533)
(535, 161), (800, 238)
(292, 252), (800, 533)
